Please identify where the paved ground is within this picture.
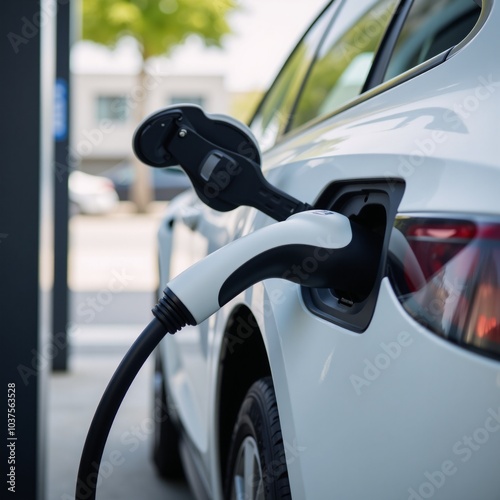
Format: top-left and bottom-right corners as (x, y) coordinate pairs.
(47, 203), (194, 500)
(68, 202), (165, 292)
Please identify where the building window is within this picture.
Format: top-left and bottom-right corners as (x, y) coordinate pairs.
(169, 96), (205, 108)
(96, 95), (129, 123)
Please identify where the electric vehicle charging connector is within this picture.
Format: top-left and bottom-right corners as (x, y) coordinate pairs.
(76, 210), (378, 500)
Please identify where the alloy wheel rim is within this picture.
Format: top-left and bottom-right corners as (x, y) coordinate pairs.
(231, 436), (265, 500)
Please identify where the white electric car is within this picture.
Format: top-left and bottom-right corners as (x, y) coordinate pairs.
(153, 1), (500, 499)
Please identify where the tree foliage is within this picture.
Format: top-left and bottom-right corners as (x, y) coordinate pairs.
(81, 0), (237, 212)
(82, 0), (237, 60)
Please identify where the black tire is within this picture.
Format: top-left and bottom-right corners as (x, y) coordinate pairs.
(225, 377), (291, 500)
(152, 349), (184, 479)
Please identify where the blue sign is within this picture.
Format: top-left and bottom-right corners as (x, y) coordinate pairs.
(54, 78), (68, 142)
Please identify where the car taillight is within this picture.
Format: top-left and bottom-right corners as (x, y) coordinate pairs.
(388, 215), (500, 359)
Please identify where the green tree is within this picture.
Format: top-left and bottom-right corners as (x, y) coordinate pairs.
(82, 0), (237, 211)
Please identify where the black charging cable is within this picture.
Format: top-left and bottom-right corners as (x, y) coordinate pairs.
(76, 292), (195, 500)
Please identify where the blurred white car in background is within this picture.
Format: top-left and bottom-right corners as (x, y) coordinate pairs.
(69, 170), (119, 215)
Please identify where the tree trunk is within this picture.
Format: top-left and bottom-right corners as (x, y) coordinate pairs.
(130, 65), (153, 213)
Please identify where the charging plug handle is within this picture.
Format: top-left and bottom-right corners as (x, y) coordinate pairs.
(160, 210), (379, 325)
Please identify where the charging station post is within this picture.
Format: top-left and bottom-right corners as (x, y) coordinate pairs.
(1, 2), (56, 498)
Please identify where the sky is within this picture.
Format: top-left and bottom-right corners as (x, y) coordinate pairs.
(73, 0), (327, 92)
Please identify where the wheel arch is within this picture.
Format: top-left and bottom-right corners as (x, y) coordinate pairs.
(216, 304), (272, 486)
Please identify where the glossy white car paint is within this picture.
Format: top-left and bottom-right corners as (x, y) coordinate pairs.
(157, 2), (500, 498)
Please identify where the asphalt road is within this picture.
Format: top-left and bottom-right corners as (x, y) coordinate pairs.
(47, 204), (194, 500)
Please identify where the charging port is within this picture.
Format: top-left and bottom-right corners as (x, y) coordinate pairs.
(302, 179), (404, 332)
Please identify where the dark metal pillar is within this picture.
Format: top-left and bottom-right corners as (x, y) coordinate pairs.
(1, 1), (56, 498)
(52, 0), (72, 372)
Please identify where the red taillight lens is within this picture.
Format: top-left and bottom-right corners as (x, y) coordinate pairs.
(389, 216), (500, 358)
(465, 249), (500, 351)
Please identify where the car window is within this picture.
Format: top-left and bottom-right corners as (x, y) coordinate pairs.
(289, 0), (399, 130)
(249, 1), (340, 151)
(383, 0), (481, 82)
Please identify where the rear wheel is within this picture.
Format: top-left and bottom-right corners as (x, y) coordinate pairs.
(152, 349), (184, 479)
(225, 377), (291, 500)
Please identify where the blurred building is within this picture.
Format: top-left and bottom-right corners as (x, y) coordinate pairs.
(71, 71), (228, 175)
